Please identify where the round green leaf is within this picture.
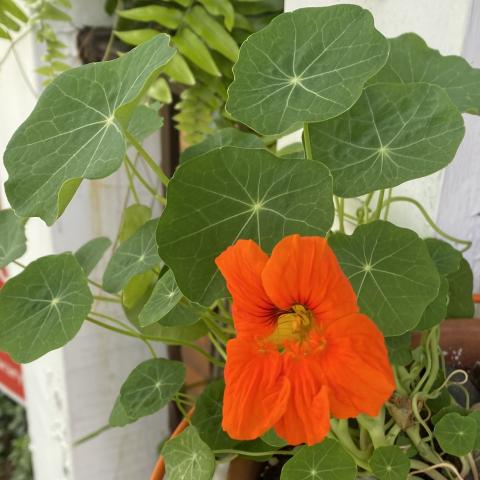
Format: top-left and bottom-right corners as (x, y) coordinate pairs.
(447, 258), (474, 318)
(138, 270), (182, 327)
(0, 253), (93, 363)
(162, 426), (215, 480)
(157, 146), (334, 305)
(108, 396), (135, 428)
(369, 33), (480, 114)
(74, 236), (111, 275)
(0, 209), (27, 268)
(180, 128), (265, 163)
(309, 83), (465, 197)
(280, 439), (357, 480)
(226, 5), (388, 135)
(103, 218), (161, 293)
(469, 411), (480, 450)
(424, 238), (462, 276)
(369, 446), (410, 480)
(191, 379), (237, 450)
(434, 412), (477, 456)
(4, 35), (175, 225)
(329, 221), (440, 336)
(119, 358), (185, 420)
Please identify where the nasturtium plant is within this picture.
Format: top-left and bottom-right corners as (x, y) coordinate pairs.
(1, 2), (479, 479)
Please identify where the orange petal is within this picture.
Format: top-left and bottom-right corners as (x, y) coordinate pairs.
(261, 235), (358, 324)
(216, 240), (276, 337)
(274, 355), (330, 446)
(322, 313), (395, 418)
(222, 338), (290, 440)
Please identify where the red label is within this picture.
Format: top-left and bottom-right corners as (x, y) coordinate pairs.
(0, 269), (25, 404)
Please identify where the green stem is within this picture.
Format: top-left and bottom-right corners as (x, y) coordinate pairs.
(124, 158), (141, 204)
(74, 424), (111, 446)
(125, 130), (170, 187)
(330, 419), (370, 461)
(208, 333), (227, 361)
(125, 155), (166, 205)
(357, 411), (387, 449)
(370, 190), (385, 222)
(86, 317), (224, 367)
(303, 123), (313, 160)
(406, 425), (442, 466)
(334, 196), (346, 233)
(410, 460), (452, 480)
(381, 196), (471, 251)
(383, 188), (393, 220)
(94, 295), (121, 304)
(203, 313), (229, 344)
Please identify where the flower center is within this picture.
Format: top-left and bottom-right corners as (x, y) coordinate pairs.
(268, 304), (314, 345)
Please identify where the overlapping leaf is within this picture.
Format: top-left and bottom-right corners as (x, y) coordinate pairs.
(0, 253), (92, 363)
(75, 237), (111, 275)
(162, 427), (215, 480)
(369, 446), (410, 480)
(103, 219), (161, 293)
(309, 83), (464, 197)
(0, 209), (27, 268)
(4, 35), (175, 224)
(280, 439), (357, 480)
(157, 146), (334, 305)
(329, 221), (440, 336)
(447, 258), (474, 318)
(434, 412), (477, 456)
(226, 5), (388, 135)
(369, 33), (480, 114)
(119, 358), (185, 420)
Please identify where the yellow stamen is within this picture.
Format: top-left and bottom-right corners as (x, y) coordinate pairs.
(268, 304), (314, 345)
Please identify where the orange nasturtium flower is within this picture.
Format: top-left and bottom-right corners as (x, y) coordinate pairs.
(215, 234), (395, 446)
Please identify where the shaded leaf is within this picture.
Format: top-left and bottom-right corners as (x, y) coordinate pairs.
(369, 33), (480, 114)
(434, 412), (477, 456)
(226, 5), (388, 135)
(119, 358), (185, 420)
(144, 319), (208, 341)
(416, 277), (448, 331)
(309, 83), (464, 197)
(103, 219), (160, 293)
(280, 439), (357, 480)
(424, 238), (462, 276)
(180, 128), (264, 162)
(262, 429), (288, 448)
(447, 258), (474, 318)
(329, 221), (440, 336)
(0, 209), (27, 268)
(469, 411), (480, 450)
(109, 396), (135, 427)
(191, 379), (237, 450)
(386, 334), (412, 366)
(122, 271), (157, 309)
(4, 35), (175, 224)
(127, 103), (164, 141)
(157, 147), (334, 305)
(162, 426), (215, 480)
(75, 237), (111, 275)
(0, 253), (92, 363)
(369, 446), (410, 480)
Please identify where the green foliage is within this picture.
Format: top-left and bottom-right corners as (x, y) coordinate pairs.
(157, 146), (334, 305)
(280, 439), (357, 480)
(369, 446), (410, 480)
(0, 253), (93, 362)
(0, 0), (27, 39)
(227, 5), (388, 135)
(434, 412), (477, 456)
(0, 209), (27, 268)
(329, 221), (440, 336)
(447, 257), (475, 318)
(112, 0), (282, 145)
(119, 358), (185, 420)
(162, 426), (216, 480)
(75, 237), (111, 275)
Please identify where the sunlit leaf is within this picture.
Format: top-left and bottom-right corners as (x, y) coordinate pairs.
(114, 29), (159, 46)
(198, 0), (235, 30)
(103, 219), (161, 293)
(0, 209), (27, 268)
(226, 5), (388, 135)
(119, 204), (152, 243)
(0, 253), (92, 362)
(118, 6), (183, 29)
(4, 35), (175, 224)
(329, 221), (440, 336)
(162, 427), (215, 480)
(280, 439), (356, 480)
(309, 83), (464, 197)
(119, 358), (185, 420)
(157, 147), (334, 305)
(369, 446), (410, 480)
(369, 33), (480, 114)
(75, 237), (111, 275)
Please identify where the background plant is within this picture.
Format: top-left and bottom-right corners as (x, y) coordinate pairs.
(0, 4), (479, 480)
